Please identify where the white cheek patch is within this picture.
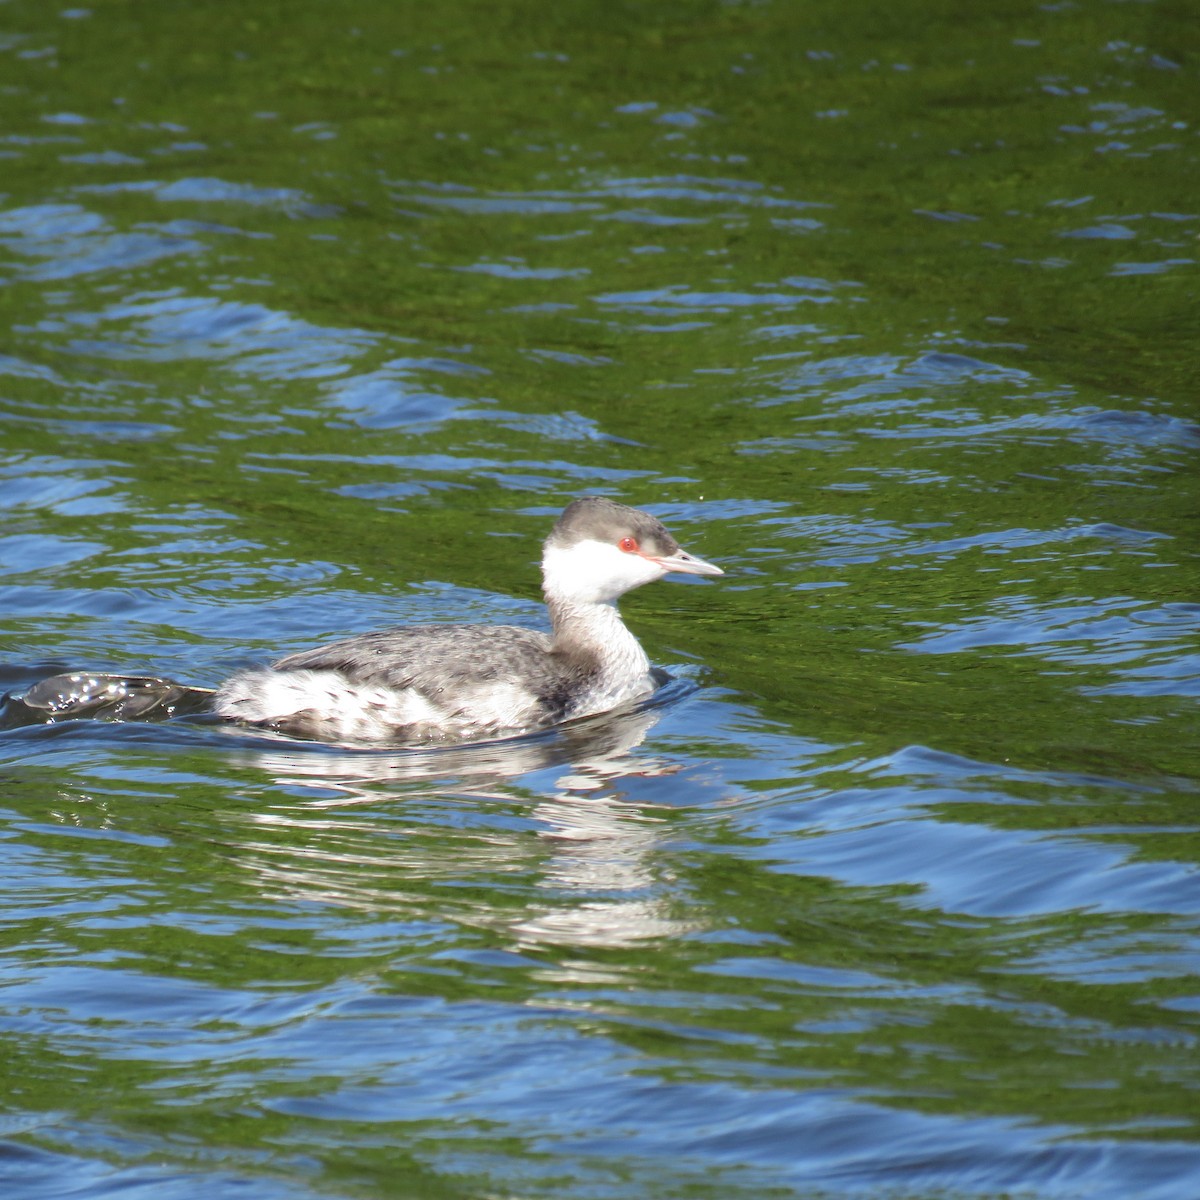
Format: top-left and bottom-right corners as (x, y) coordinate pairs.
(542, 539), (662, 603)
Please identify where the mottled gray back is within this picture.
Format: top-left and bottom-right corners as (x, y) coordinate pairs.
(274, 623), (594, 718)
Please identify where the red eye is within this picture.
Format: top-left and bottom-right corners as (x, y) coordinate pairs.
(619, 536), (639, 553)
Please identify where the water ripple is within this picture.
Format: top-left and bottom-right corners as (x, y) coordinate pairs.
(68, 292), (378, 379)
(0, 202), (201, 279)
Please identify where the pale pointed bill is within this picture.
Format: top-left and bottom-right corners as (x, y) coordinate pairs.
(651, 549), (723, 577)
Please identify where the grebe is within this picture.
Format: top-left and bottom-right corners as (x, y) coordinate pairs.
(211, 494), (720, 739)
(5, 499), (721, 743)
(211, 496), (722, 742)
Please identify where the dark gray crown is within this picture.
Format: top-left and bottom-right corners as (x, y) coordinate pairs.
(545, 496), (680, 557)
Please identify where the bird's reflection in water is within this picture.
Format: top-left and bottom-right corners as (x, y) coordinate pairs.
(226, 689), (710, 950)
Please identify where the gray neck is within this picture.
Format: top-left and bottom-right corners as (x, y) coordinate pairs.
(547, 597), (652, 690)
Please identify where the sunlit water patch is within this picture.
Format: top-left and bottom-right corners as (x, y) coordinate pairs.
(1, 0), (1198, 1197)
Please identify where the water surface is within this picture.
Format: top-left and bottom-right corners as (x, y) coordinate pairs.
(1, 1), (1198, 1197)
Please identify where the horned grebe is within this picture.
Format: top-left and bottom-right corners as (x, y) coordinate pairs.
(208, 496), (722, 743)
(3, 499), (722, 744)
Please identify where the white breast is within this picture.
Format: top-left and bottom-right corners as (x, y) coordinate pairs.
(214, 667), (548, 742)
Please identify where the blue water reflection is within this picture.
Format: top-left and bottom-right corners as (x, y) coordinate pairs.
(2, 0), (1199, 1195)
